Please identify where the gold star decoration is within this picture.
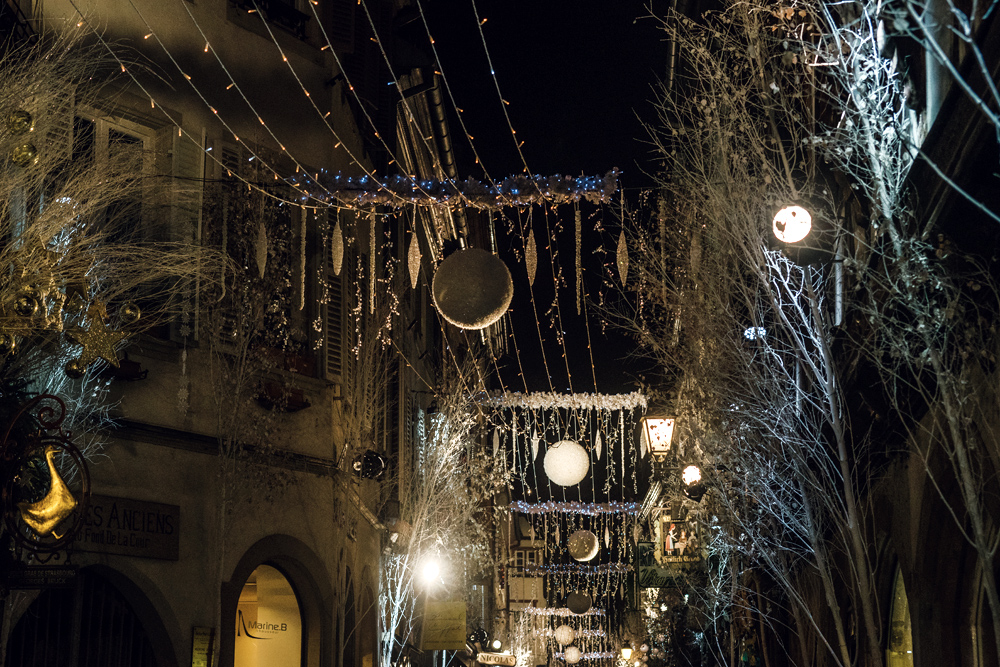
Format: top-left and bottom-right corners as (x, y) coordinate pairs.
(66, 303), (126, 368)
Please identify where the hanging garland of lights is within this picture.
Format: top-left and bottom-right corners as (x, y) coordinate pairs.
(521, 563), (632, 575)
(537, 628), (608, 639)
(520, 607), (606, 617)
(510, 501), (640, 515)
(288, 171), (620, 210)
(489, 391), (647, 411)
(553, 652), (618, 660)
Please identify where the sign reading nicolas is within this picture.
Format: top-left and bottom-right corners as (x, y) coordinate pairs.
(477, 653), (517, 666)
(73, 494), (180, 560)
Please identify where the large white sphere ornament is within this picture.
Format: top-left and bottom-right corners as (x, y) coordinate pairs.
(554, 625), (576, 646)
(543, 440), (590, 487)
(432, 248), (513, 330)
(568, 530), (600, 562)
(564, 647), (582, 664)
(772, 205), (812, 243)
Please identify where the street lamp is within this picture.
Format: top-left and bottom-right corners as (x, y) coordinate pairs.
(421, 558), (441, 586)
(640, 416), (675, 459)
(770, 200), (834, 266)
(620, 647), (633, 660)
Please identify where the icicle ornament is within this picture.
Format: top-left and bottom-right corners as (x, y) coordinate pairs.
(616, 229), (628, 285)
(255, 220), (268, 278)
(407, 232), (421, 289)
(331, 215), (344, 276)
(525, 228), (537, 286)
(595, 430), (603, 461)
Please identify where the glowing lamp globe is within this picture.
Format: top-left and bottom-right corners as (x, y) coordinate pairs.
(543, 440), (590, 487)
(681, 465), (702, 486)
(620, 648), (633, 660)
(772, 205), (812, 243)
(564, 647), (582, 664)
(554, 625), (576, 646)
(432, 248), (513, 330)
(568, 530), (600, 562)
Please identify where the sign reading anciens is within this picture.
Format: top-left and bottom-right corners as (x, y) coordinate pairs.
(73, 494), (180, 560)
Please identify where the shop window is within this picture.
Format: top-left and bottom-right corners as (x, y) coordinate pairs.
(236, 564), (304, 667)
(887, 569), (914, 667)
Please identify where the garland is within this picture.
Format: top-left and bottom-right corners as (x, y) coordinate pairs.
(518, 563), (632, 575)
(489, 391), (647, 411)
(511, 501), (640, 515)
(287, 171), (620, 210)
(553, 652), (618, 660)
(519, 607), (606, 617)
(537, 628), (608, 638)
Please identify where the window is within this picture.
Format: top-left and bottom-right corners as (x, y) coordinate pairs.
(235, 564), (303, 667)
(887, 568), (914, 667)
(512, 549), (539, 570)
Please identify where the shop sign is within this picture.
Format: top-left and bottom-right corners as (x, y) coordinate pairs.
(420, 599), (467, 650)
(73, 494), (180, 560)
(191, 627), (215, 667)
(477, 653), (517, 666)
(5, 565), (77, 589)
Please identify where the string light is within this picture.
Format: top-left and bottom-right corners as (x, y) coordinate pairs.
(520, 607), (606, 617)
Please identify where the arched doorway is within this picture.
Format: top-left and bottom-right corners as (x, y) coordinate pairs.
(4, 567), (170, 667)
(235, 564), (304, 667)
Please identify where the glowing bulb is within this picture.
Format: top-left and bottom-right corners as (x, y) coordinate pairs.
(772, 205), (812, 243)
(682, 465), (702, 486)
(620, 648), (633, 660)
(422, 559), (440, 584)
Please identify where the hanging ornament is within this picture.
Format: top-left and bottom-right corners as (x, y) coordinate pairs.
(639, 429), (647, 459)
(568, 530), (600, 562)
(407, 232), (421, 289)
(604, 526), (610, 547)
(543, 440), (590, 487)
(616, 230), (629, 285)
(0, 332), (16, 356)
(493, 430), (501, 457)
(5, 109), (33, 134)
(254, 220), (268, 278)
(119, 302), (141, 325)
(11, 142), (37, 168)
(575, 206), (582, 315)
(65, 304), (127, 371)
(566, 592), (592, 614)
(531, 429), (540, 461)
(564, 647), (582, 665)
(331, 214), (344, 276)
(595, 430), (603, 461)
(554, 625), (576, 646)
(525, 228), (537, 286)
(432, 247), (513, 330)
(555, 524), (560, 544)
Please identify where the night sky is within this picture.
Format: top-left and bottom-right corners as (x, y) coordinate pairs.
(418, 1), (668, 394)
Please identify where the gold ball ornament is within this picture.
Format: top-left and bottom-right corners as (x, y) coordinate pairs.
(119, 302), (141, 325)
(11, 142), (38, 168)
(5, 109), (33, 134)
(564, 647), (582, 664)
(0, 332), (16, 355)
(64, 358), (86, 379)
(13, 289), (40, 317)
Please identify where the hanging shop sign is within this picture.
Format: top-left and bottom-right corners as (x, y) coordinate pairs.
(636, 542), (675, 589)
(420, 599), (467, 651)
(72, 494), (180, 560)
(477, 653), (517, 666)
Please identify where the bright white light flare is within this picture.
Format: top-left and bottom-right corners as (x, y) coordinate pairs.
(682, 465), (702, 486)
(772, 205), (812, 243)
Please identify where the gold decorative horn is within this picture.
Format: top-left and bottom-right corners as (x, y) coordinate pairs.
(17, 446), (77, 536)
